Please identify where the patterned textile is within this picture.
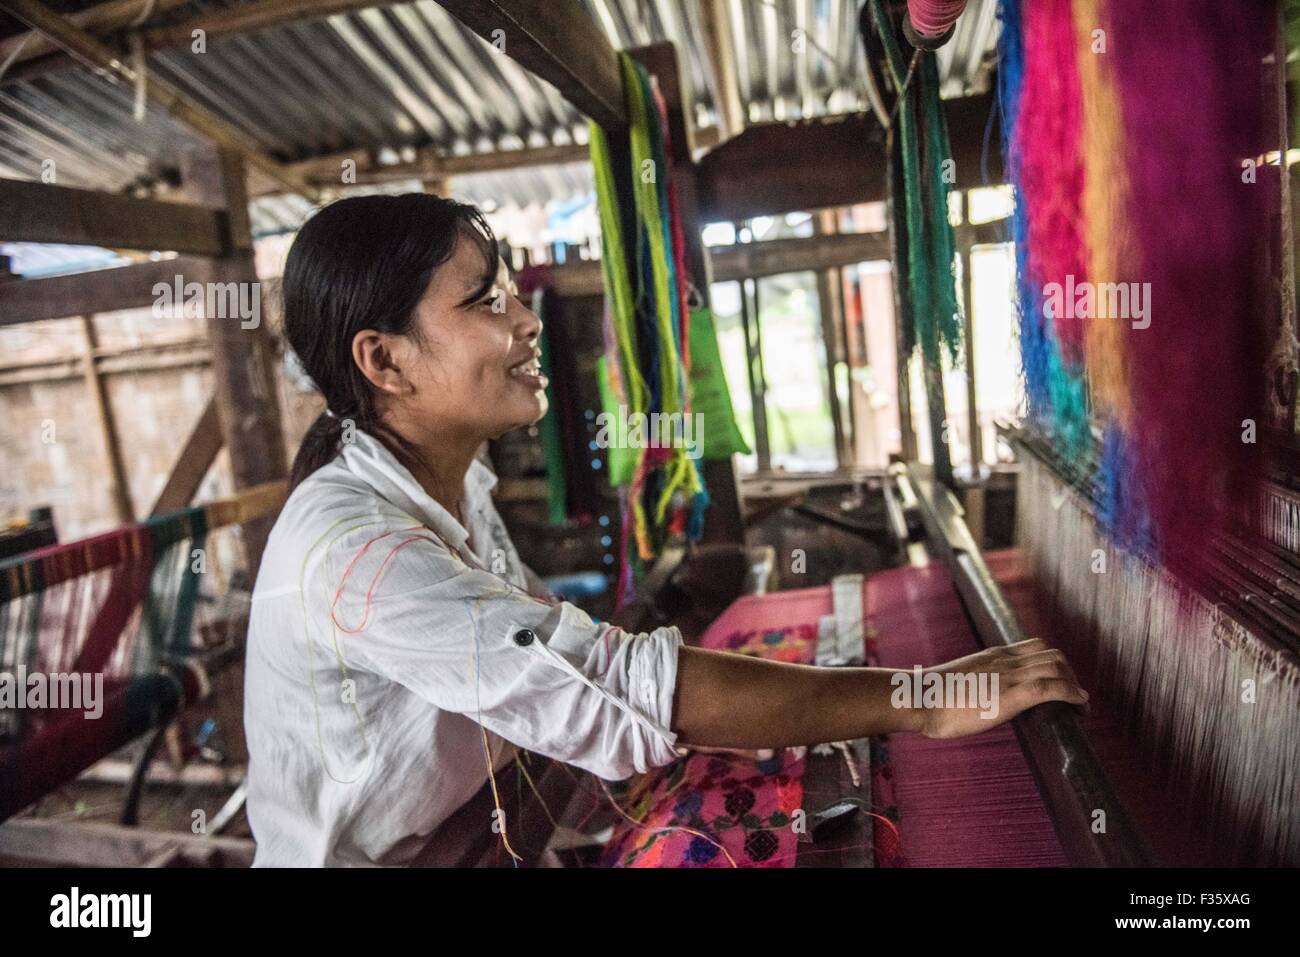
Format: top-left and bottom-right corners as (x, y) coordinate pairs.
(603, 583), (900, 867)
(602, 618), (813, 867)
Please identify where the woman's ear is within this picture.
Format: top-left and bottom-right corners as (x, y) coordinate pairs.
(351, 330), (407, 396)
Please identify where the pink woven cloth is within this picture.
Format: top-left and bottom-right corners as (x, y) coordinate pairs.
(870, 550), (1208, 866)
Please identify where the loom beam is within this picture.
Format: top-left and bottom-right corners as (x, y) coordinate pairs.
(907, 465), (1154, 867)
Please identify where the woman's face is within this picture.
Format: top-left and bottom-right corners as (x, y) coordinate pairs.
(391, 232), (549, 441)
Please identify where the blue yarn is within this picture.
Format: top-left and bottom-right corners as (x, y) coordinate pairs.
(1096, 425), (1126, 535)
(636, 222), (662, 414)
(1096, 426), (1155, 560)
(997, 0), (1026, 140)
(686, 457), (710, 543)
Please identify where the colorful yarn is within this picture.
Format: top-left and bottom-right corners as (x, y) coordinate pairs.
(536, 305), (569, 526)
(1001, 0), (1274, 582)
(997, 0), (1054, 424)
(1105, 0), (1271, 575)
(590, 53), (708, 580)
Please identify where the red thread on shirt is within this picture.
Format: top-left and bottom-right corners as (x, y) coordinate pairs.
(330, 526), (435, 633)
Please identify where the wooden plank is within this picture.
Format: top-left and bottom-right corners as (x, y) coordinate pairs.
(1, 0), (318, 199)
(813, 211), (851, 468)
(80, 314), (134, 523)
(547, 231), (894, 298)
(715, 230), (891, 280)
(0, 818), (255, 868)
(253, 130), (724, 199)
(435, 0), (626, 131)
(149, 395), (223, 515)
(0, 178), (226, 254)
(699, 113), (886, 221)
(254, 141), (592, 197)
(180, 146), (288, 585)
(698, 94), (1002, 221)
(142, 0), (388, 49)
(959, 194), (983, 469)
(0, 255), (220, 326)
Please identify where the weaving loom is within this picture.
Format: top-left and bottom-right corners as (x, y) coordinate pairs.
(0, 482), (286, 822)
(506, 0), (1300, 869)
(573, 464), (1285, 868)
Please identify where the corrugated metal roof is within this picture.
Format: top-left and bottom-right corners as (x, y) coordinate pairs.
(0, 0), (999, 233)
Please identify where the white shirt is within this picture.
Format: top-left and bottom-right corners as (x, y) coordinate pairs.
(244, 428), (683, 866)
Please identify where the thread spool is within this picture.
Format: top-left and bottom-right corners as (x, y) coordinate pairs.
(905, 0), (968, 50)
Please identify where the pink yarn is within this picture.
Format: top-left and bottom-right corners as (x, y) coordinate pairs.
(908, 0), (968, 38)
(1014, 0), (1088, 360)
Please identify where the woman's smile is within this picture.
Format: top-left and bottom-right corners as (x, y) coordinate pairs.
(507, 350), (549, 390)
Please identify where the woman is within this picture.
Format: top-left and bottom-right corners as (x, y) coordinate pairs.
(244, 193), (1087, 867)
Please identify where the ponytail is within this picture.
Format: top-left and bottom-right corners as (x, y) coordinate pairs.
(289, 411), (346, 491)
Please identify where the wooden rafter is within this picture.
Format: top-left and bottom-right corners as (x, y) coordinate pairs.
(698, 96), (1003, 221)
(435, 0), (627, 131)
(0, 0), (189, 71)
(0, 0), (319, 199)
(80, 314), (135, 523)
(0, 178), (227, 254)
(0, 0), (386, 84)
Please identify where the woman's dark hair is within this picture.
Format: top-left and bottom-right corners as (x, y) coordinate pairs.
(282, 193), (499, 489)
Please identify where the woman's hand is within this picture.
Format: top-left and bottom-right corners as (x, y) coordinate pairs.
(914, 638), (1089, 740)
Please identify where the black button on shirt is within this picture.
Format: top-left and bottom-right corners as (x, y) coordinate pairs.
(513, 628), (536, 646)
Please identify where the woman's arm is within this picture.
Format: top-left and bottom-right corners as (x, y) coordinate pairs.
(671, 638), (1087, 748)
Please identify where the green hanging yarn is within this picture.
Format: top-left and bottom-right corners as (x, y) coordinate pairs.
(871, 0), (963, 365)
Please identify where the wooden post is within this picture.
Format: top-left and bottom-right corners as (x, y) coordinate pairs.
(814, 210), (852, 469)
(80, 314), (133, 523)
(699, 0), (744, 142)
(177, 146), (285, 768)
(959, 194), (983, 470)
(887, 130), (919, 463)
(629, 41), (746, 545)
(179, 145), (287, 578)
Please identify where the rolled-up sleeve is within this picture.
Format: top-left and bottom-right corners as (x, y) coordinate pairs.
(318, 530), (682, 780)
